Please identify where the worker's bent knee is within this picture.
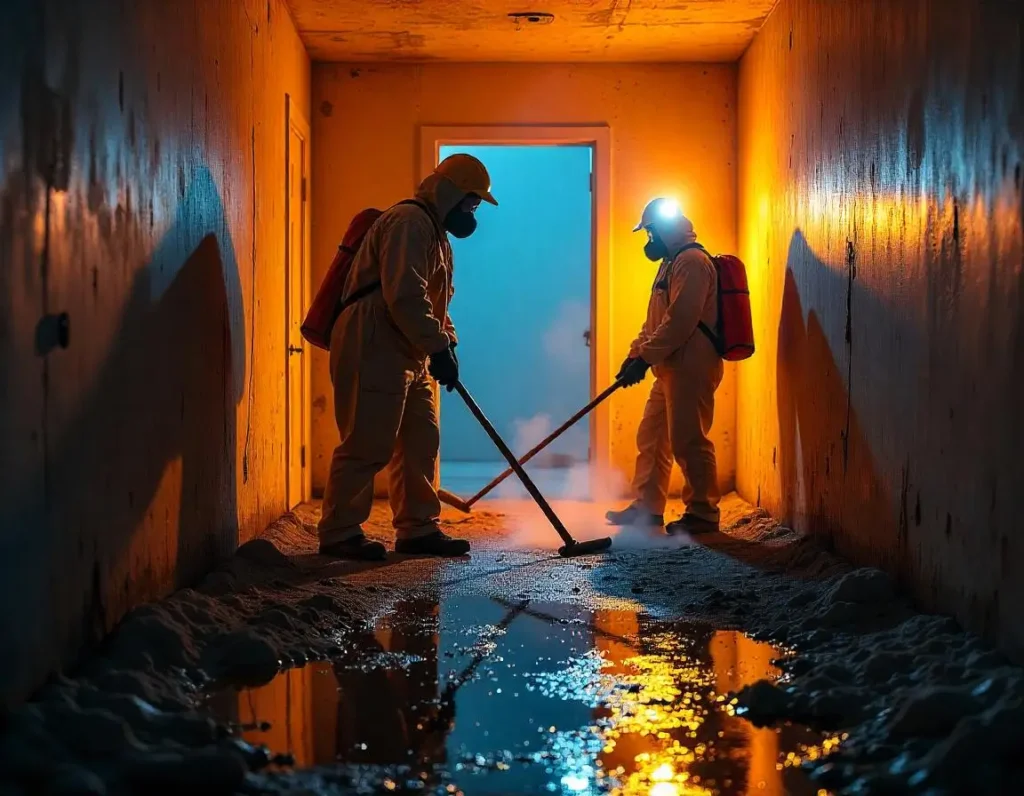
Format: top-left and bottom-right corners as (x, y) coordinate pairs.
(670, 436), (709, 461)
(331, 435), (399, 478)
(339, 392), (404, 450)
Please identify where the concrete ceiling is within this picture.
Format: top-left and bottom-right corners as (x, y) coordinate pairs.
(284, 1), (780, 63)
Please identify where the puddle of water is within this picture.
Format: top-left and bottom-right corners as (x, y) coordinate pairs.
(204, 597), (840, 795)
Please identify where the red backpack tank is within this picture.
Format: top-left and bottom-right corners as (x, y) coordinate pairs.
(301, 200), (434, 350)
(686, 244), (755, 361)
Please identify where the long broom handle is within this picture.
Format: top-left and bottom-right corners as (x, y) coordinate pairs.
(465, 379), (625, 507)
(453, 381), (576, 548)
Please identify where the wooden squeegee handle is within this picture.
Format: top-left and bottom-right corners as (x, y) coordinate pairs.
(453, 381), (576, 547)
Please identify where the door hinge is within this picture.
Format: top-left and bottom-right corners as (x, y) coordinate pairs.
(301, 177), (307, 202)
(589, 172), (594, 192)
(300, 445), (306, 468)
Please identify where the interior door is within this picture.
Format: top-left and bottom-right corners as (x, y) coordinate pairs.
(438, 144), (593, 467)
(286, 98), (310, 509)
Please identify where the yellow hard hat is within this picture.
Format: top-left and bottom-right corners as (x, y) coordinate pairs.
(435, 153), (498, 206)
(633, 197), (683, 232)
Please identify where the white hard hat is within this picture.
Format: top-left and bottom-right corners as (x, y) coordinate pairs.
(633, 197), (684, 232)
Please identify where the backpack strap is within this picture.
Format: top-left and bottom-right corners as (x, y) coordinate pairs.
(338, 199), (445, 312)
(337, 279), (382, 312)
(655, 241), (704, 289)
(675, 243), (724, 355)
(697, 320), (722, 356)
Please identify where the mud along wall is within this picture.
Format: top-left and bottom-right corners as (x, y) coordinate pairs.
(310, 63), (738, 498)
(737, 0), (1023, 654)
(0, 0), (309, 705)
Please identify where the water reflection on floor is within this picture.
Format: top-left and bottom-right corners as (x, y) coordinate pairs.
(205, 597), (840, 795)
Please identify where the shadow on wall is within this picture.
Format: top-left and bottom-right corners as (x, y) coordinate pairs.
(776, 230), (903, 576)
(776, 204), (1024, 639)
(0, 158), (245, 703)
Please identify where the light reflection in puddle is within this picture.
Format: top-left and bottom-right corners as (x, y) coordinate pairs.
(204, 597), (841, 795)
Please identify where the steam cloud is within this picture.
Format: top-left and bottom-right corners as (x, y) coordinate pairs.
(489, 302), (693, 551)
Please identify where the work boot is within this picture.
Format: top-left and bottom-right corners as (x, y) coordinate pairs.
(605, 503), (664, 527)
(665, 515), (719, 536)
(395, 530), (470, 557)
(319, 534), (388, 561)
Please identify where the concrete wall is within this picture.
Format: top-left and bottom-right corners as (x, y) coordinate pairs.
(311, 63), (738, 497)
(0, 0), (309, 705)
(737, 0), (1023, 654)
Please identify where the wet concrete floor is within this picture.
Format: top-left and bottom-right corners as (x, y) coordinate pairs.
(205, 595), (839, 795)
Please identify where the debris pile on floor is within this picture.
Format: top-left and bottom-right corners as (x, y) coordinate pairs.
(0, 498), (1021, 795)
(587, 507), (1024, 794)
(0, 529), (399, 795)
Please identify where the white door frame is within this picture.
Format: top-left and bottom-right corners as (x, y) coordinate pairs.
(418, 125), (612, 471)
(285, 95), (312, 507)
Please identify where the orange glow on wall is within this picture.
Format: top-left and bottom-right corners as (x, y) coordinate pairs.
(737, 0), (1024, 652)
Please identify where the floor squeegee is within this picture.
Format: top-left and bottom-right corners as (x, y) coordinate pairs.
(452, 380), (613, 558)
(439, 378), (626, 513)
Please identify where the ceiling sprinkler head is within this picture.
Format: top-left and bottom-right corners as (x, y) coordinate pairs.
(508, 12), (555, 28)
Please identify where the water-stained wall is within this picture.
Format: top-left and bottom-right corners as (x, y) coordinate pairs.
(0, 0), (309, 705)
(737, 0), (1023, 655)
(310, 63), (738, 498)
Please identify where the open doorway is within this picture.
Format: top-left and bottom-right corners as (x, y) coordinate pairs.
(437, 144), (593, 498)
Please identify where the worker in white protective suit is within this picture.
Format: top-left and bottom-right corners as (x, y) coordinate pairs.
(608, 198), (724, 535)
(318, 154), (498, 560)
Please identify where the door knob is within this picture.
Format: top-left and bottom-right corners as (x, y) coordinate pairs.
(582, 329), (591, 348)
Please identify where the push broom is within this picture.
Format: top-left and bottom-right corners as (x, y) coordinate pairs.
(438, 377), (627, 513)
(452, 380), (613, 558)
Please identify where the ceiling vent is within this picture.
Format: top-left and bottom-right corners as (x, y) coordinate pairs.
(508, 12), (555, 30)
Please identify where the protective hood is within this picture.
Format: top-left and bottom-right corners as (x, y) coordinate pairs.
(660, 215), (698, 258)
(414, 173), (469, 228)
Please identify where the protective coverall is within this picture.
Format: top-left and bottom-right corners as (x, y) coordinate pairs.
(318, 173), (466, 545)
(629, 222), (724, 524)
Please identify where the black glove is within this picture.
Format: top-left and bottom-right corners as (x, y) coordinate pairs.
(616, 355), (634, 381)
(428, 345), (459, 391)
(618, 357), (650, 387)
